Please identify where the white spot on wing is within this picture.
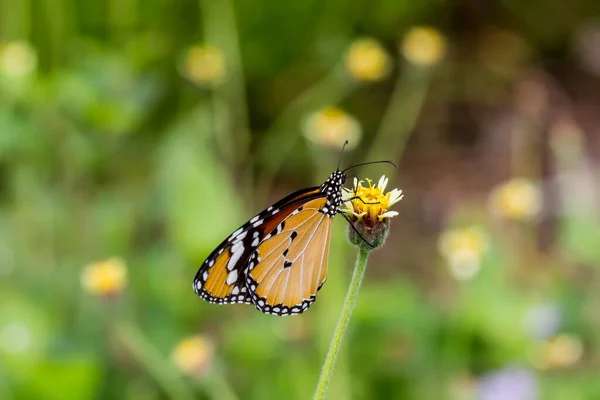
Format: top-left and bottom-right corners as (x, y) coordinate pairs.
(232, 231), (247, 242)
(250, 215), (260, 223)
(229, 227), (243, 240)
(227, 243), (245, 271)
(252, 219), (263, 227)
(226, 270), (238, 285)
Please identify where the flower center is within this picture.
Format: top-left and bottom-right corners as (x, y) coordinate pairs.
(352, 185), (390, 219)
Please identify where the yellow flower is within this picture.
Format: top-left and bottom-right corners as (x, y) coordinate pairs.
(344, 38), (392, 82)
(180, 45), (226, 87)
(343, 176), (403, 221)
(342, 176), (403, 248)
(81, 257), (127, 297)
(302, 106), (362, 150)
(438, 226), (489, 281)
(488, 178), (542, 221)
(0, 41), (37, 79)
(171, 335), (214, 376)
(530, 334), (583, 370)
(400, 26), (447, 66)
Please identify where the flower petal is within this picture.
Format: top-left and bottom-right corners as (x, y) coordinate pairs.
(379, 210), (399, 220)
(387, 189), (404, 206)
(356, 211), (368, 220)
(377, 175), (388, 193)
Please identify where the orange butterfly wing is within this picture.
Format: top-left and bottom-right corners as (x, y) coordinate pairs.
(246, 197), (333, 315)
(194, 187), (324, 305)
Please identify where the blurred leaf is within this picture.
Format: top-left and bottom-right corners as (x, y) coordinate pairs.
(156, 104), (243, 260)
(560, 216), (600, 266)
(0, 293), (53, 364)
(20, 355), (102, 400)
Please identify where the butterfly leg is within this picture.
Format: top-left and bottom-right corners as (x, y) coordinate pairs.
(341, 213), (375, 248)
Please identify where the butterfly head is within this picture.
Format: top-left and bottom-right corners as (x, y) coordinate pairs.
(319, 170), (346, 217)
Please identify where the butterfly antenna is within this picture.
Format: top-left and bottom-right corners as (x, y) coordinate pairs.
(337, 140), (349, 171)
(341, 160), (397, 174)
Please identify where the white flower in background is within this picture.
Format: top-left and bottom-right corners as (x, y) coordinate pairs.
(438, 226), (489, 281)
(0, 41), (37, 79)
(477, 367), (538, 400)
(523, 303), (562, 340)
(0, 322), (32, 354)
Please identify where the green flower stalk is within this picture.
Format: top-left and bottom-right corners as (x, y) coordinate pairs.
(314, 176), (403, 400)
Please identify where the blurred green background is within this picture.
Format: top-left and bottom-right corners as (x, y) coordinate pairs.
(2, 0), (600, 399)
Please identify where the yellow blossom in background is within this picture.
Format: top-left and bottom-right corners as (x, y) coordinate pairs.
(401, 26), (447, 66)
(488, 178), (542, 220)
(344, 38), (392, 82)
(302, 106), (362, 150)
(0, 41), (37, 79)
(171, 335), (214, 376)
(530, 334), (583, 370)
(81, 257), (127, 297)
(180, 45), (226, 87)
(438, 226), (489, 281)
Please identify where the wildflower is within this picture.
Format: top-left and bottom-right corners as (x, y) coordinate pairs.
(171, 335), (214, 376)
(315, 175), (402, 398)
(344, 38), (392, 82)
(530, 334), (583, 370)
(400, 26), (447, 66)
(180, 45), (226, 87)
(477, 367), (538, 400)
(523, 303), (562, 340)
(0, 322), (32, 355)
(302, 106), (362, 151)
(342, 175), (403, 249)
(81, 257), (127, 297)
(0, 41), (37, 79)
(438, 226), (489, 281)
(488, 178), (542, 221)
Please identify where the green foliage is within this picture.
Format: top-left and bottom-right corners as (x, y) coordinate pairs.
(1, 0), (599, 399)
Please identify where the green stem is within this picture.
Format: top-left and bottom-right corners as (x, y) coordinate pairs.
(366, 63), (432, 170)
(255, 65), (357, 204)
(115, 323), (195, 400)
(196, 369), (240, 400)
(313, 246), (371, 400)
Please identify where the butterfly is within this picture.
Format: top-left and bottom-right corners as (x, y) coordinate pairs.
(193, 141), (395, 316)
